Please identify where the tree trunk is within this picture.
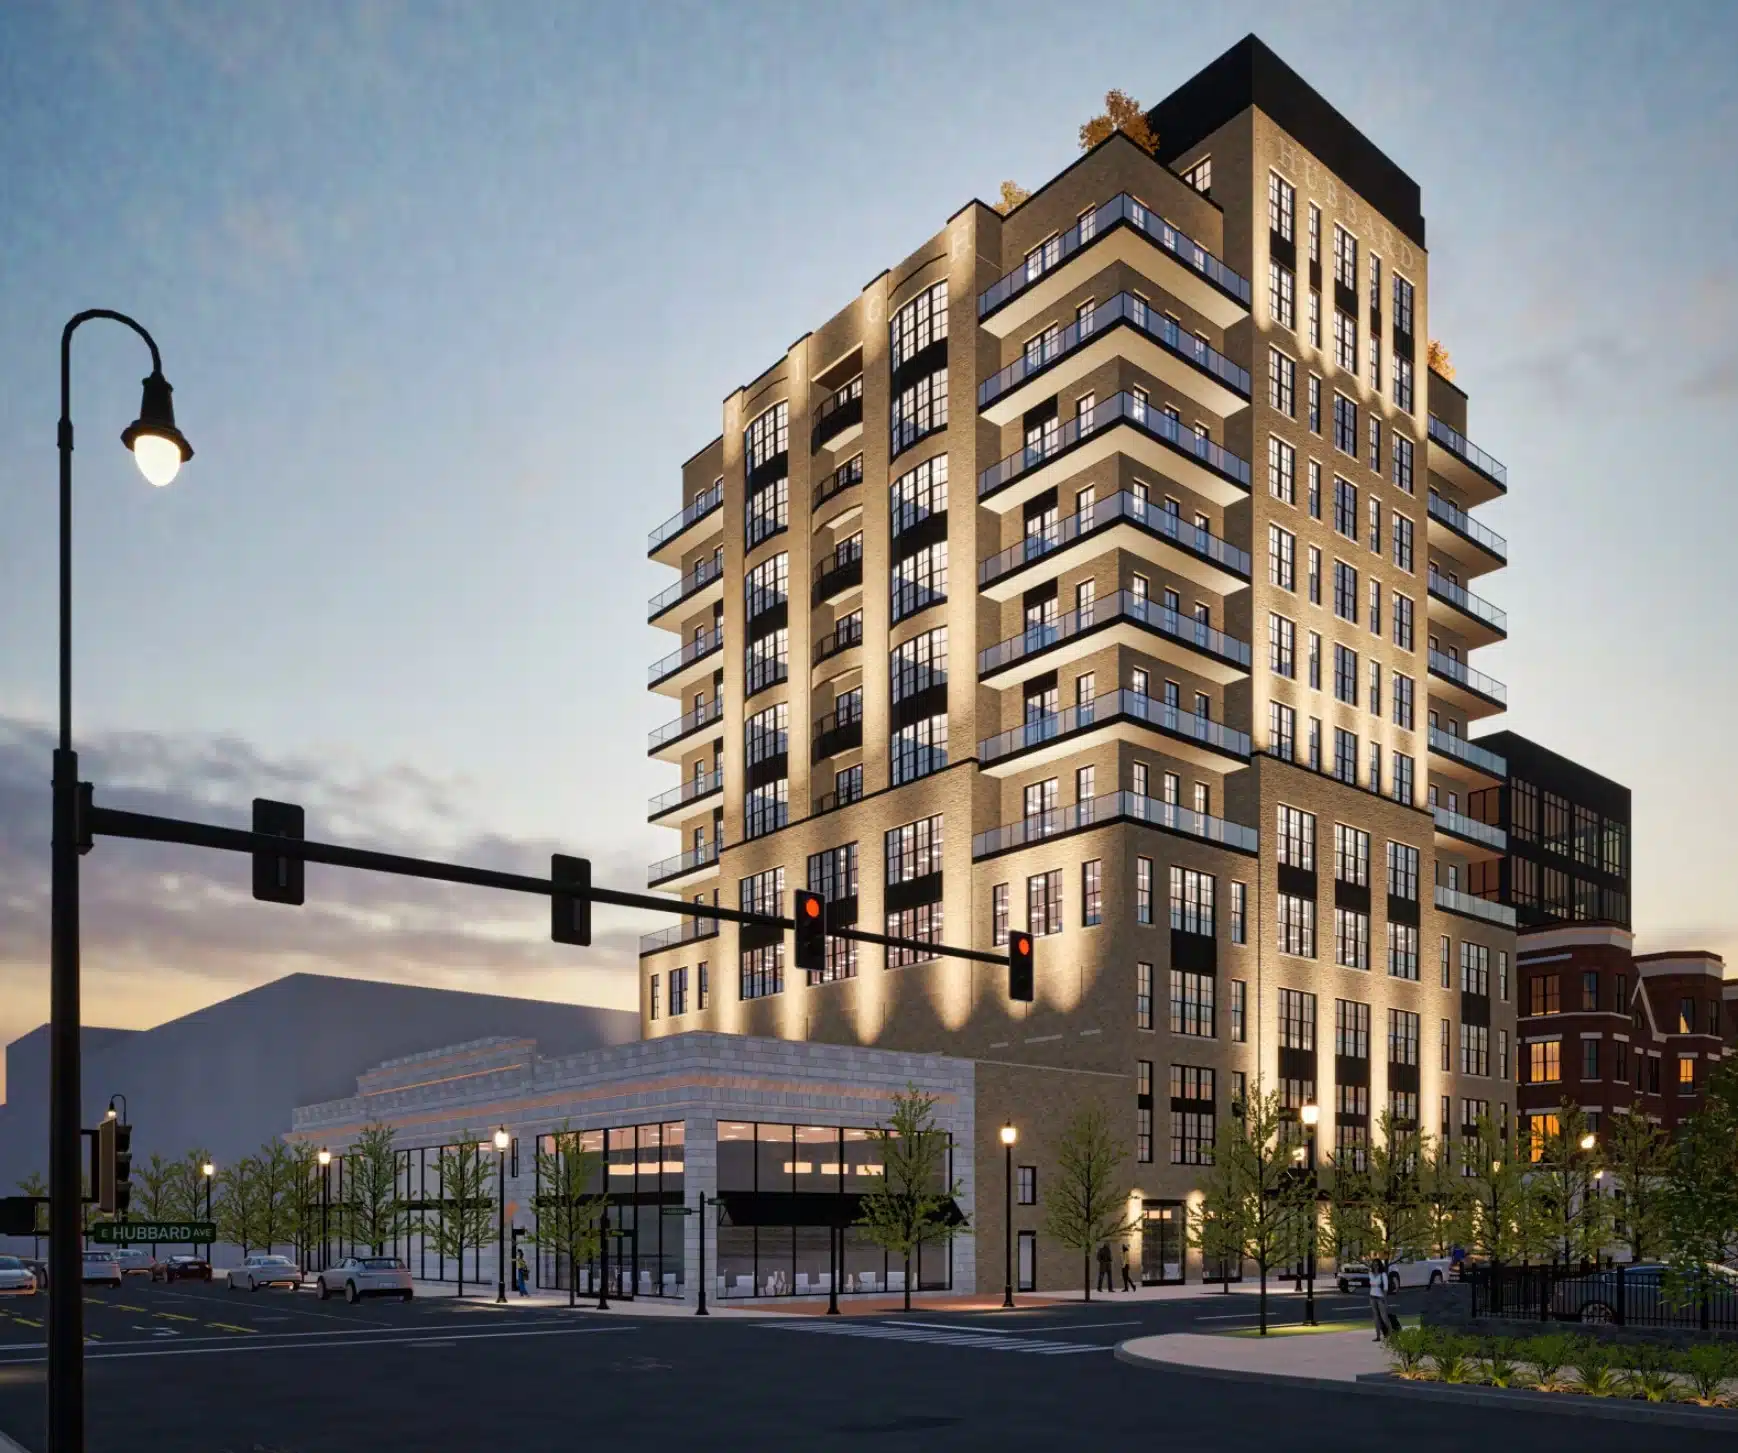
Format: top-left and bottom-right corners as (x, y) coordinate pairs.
(1083, 1251), (1091, 1304)
(1258, 1263), (1268, 1335)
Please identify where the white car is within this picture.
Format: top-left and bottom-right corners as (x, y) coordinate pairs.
(0, 1255), (37, 1295)
(80, 1251), (123, 1286)
(228, 1254), (304, 1292)
(1337, 1254), (1450, 1294)
(115, 1248), (155, 1277)
(315, 1255), (413, 1304)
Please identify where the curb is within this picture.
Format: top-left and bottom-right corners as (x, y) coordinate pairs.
(1112, 1343), (1738, 1428)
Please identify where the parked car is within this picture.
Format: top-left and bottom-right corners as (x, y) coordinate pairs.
(20, 1258), (48, 1289)
(151, 1254), (212, 1284)
(1336, 1254), (1451, 1294)
(0, 1256), (38, 1295)
(115, 1248), (155, 1277)
(1551, 1262), (1738, 1324)
(80, 1251), (123, 1286)
(228, 1254), (304, 1292)
(315, 1255), (413, 1304)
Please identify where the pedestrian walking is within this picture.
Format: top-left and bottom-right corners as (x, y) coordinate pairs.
(1120, 1244), (1137, 1293)
(513, 1243), (530, 1297)
(1368, 1259), (1393, 1341)
(1096, 1242), (1113, 1293)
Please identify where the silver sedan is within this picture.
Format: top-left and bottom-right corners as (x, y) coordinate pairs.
(316, 1255), (413, 1304)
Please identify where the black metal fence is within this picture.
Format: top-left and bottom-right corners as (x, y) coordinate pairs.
(1472, 1263), (1738, 1331)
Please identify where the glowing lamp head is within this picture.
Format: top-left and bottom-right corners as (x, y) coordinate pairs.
(104, 1107), (117, 1120)
(1579, 1133), (1597, 1151)
(202, 1162), (215, 1178)
(1300, 1103), (1320, 1128)
(120, 370), (193, 487)
(1291, 1145), (1307, 1163)
(317, 1148), (331, 1167)
(494, 1126), (511, 1152)
(1000, 1122), (1018, 1147)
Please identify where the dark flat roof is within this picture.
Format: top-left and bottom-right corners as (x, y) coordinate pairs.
(1146, 34), (1426, 249)
(1478, 731), (1631, 822)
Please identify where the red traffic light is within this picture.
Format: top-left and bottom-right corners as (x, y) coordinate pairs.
(1014, 934), (1031, 954)
(803, 896), (822, 919)
(793, 889), (827, 973)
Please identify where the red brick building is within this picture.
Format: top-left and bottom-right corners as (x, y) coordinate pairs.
(1517, 926), (1731, 1138)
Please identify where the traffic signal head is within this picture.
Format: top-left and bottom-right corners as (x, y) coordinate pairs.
(793, 889), (826, 974)
(1008, 931), (1034, 1002)
(113, 1123), (132, 1216)
(97, 1118), (132, 1215)
(252, 798), (305, 905)
(551, 854), (592, 946)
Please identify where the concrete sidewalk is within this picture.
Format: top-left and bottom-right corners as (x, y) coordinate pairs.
(1118, 1328), (1390, 1382)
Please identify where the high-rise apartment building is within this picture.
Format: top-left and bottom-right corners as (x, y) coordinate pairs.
(641, 35), (1518, 1285)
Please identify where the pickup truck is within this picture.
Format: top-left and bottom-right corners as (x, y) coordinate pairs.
(1336, 1253), (1452, 1294)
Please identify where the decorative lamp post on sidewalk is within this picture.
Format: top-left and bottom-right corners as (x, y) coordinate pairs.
(201, 1162), (214, 1263)
(494, 1127), (511, 1304)
(1001, 1122), (1018, 1309)
(1299, 1103), (1320, 1327)
(47, 309), (193, 1453)
(317, 1149), (331, 1271)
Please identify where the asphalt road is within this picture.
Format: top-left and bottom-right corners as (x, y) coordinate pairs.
(0, 1280), (1723, 1452)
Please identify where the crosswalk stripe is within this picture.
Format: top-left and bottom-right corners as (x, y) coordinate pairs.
(764, 1321), (1107, 1355)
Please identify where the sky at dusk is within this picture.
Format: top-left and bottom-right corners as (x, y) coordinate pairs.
(2, 1), (1736, 1100)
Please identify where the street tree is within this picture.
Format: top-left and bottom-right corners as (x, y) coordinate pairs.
(1041, 1100), (1138, 1303)
(284, 1144), (322, 1268)
(1665, 1056), (1738, 1302)
(1603, 1110), (1672, 1264)
(531, 1125), (606, 1306)
(133, 1153), (177, 1255)
(430, 1134), (497, 1298)
(215, 1156), (264, 1256)
(1078, 89), (1159, 154)
(1463, 1116), (1543, 1265)
(344, 1122), (406, 1255)
(856, 1086), (966, 1312)
(1417, 1131), (1472, 1257)
(252, 1140), (299, 1256)
(1533, 1103), (1612, 1266)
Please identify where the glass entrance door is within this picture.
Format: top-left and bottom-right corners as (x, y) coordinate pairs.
(1141, 1200), (1185, 1285)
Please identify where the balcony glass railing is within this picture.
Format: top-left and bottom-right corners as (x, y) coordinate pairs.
(979, 390), (1252, 500)
(1432, 805), (1507, 851)
(1427, 648), (1507, 706)
(649, 769), (723, 818)
(648, 838), (720, 886)
(647, 481), (724, 555)
(648, 697), (724, 753)
(979, 292), (1250, 410)
(648, 625), (723, 686)
(978, 192), (1252, 317)
(639, 916), (719, 955)
(1434, 883), (1517, 928)
(1427, 726), (1507, 779)
(979, 489), (1250, 588)
(972, 788), (1258, 857)
(1427, 491), (1508, 562)
(1427, 572), (1507, 633)
(813, 453), (863, 511)
(1428, 415), (1508, 488)
(978, 689), (1250, 766)
(980, 589), (1251, 677)
(648, 552), (723, 621)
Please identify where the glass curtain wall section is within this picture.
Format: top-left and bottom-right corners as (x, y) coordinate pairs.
(531, 1122), (686, 1297)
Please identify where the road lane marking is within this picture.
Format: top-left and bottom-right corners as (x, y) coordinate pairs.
(766, 1322), (1109, 1356)
(0, 1322), (633, 1363)
(154, 1312), (197, 1322)
(113, 1304), (148, 1313)
(207, 1322), (257, 1334)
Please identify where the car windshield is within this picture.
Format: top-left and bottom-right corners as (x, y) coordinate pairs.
(261, 1256), (292, 1265)
(83, 1253), (113, 1262)
(361, 1257), (404, 1270)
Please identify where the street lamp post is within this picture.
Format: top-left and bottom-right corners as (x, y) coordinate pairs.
(201, 1162), (214, 1264)
(694, 1190), (709, 1317)
(494, 1128), (510, 1304)
(1000, 1123), (1018, 1309)
(47, 309), (192, 1453)
(1300, 1104), (1320, 1327)
(317, 1149), (331, 1272)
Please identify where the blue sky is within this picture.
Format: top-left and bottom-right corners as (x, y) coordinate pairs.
(1, 1), (1735, 1090)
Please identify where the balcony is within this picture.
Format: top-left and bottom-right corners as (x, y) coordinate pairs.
(1428, 414), (1507, 506)
(648, 481), (724, 566)
(813, 453), (863, 523)
(1427, 648), (1507, 718)
(813, 613), (863, 668)
(812, 376), (864, 454)
(639, 915), (719, 957)
(648, 696), (724, 761)
(1435, 883), (1516, 929)
(979, 390), (1251, 514)
(813, 534), (864, 606)
(649, 623), (723, 696)
(972, 788), (1258, 860)
(1427, 491), (1507, 576)
(648, 551), (724, 628)
(980, 590), (1251, 687)
(1427, 726), (1507, 788)
(978, 292), (1250, 426)
(979, 489), (1250, 602)
(648, 837), (721, 890)
(978, 192), (1251, 336)
(978, 689), (1250, 777)
(1427, 571), (1507, 646)
(1433, 804), (1506, 861)
(811, 706), (864, 763)
(648, 768), (723, 824)
(813, 777), (864, 817)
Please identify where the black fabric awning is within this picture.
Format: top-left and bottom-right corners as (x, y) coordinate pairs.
(715, 1191), (965, 1229)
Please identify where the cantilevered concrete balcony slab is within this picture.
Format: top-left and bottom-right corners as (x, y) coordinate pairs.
(648, 481), (723, 568)
(978, 689), (1250, 778)
(649, 625), (723, 698)
(979, 589), (1250, 689)
(1427, 648), (1507, 721)
(1426, 571), (1507, 648)
(1428, 414), (1507, 508)
(648, 768), (724, 826)
(648, 697), (724, 762)
(1427, 726), (1507, 792)
(1433, 804), (1506, 864)
(648, 552), (724, 630)
(978, 193), (1251, 337)
(1426, 491), (1506, 579)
